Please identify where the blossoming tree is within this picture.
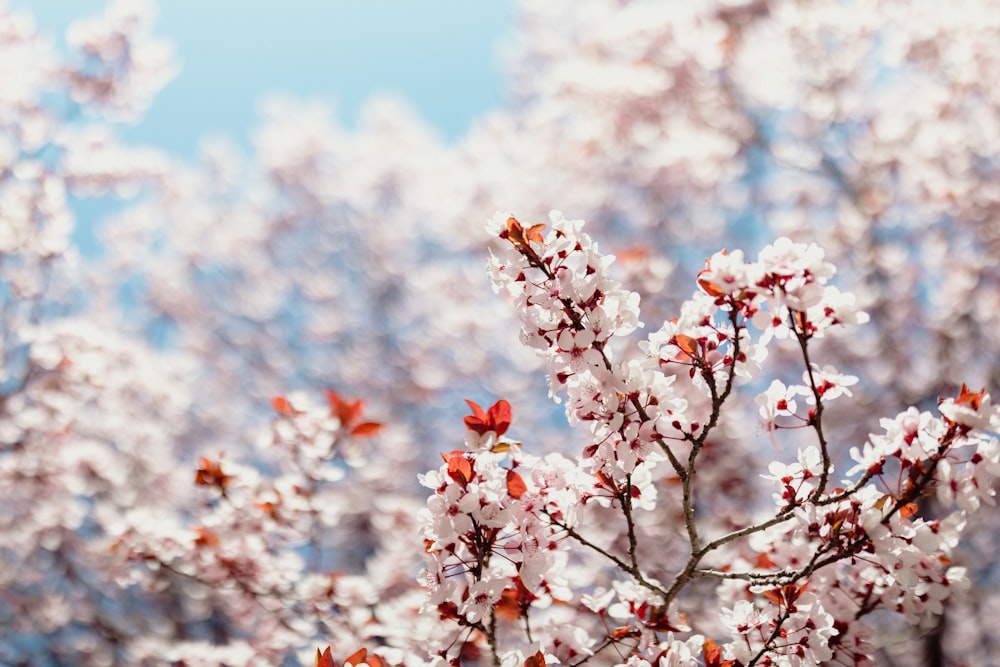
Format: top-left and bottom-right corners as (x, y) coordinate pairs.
(3, 0), (1000, 665)
(418, 212), (996, 666)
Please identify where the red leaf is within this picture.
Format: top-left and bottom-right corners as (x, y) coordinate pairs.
(956, 384), (987, 410)
(315, 647), (336, 667)
(502, 216), (545, 248)
(594, 469), (616, 491)
(349, 422), (382, 438)
(326, 389), (365, 427)
(194, 457), (233, 491)
(506, 469), (528, 499)
(761, 588), (784, 605)
(703, 638), (736, 667)
(464, 399), (488, 433)
(192, 526), (219, 548)
(524, 650), (546, 667)
(642, 605), (688, 632)
(447, 454), (473, 487)
(526, 223), (546, 243)
(754, 552), (776, 569)
(697, 271), (725, 297)
(675, 334), (700, 359)
(703, 638), (723, 667)
(487, 399), (512, 436)
(272, 395), (296, 416)
(463, 398), (513, 436)
(344, 648), (367, 667)
(495, 588), (523, 621)
(616, 246), (649, 263)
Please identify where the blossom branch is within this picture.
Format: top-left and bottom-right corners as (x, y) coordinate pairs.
(544, 511), (668, 598)
(791, 313), (834, 502)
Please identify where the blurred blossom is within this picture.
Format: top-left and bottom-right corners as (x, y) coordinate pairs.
(2, 0), (1000, 665)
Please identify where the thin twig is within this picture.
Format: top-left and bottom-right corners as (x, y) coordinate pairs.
(545, 512), (668, 598)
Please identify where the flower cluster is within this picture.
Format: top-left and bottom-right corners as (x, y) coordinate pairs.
(418, 399), (576, 662)
(7, 0), (1000, 664)
(488, 212), (681, 487)
(106, 390), (423, 665)
(475, 212), (1000, 667)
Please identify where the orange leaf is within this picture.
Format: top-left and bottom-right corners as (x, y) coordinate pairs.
(674, 334), (700, 359)
(754, 552), (776, 569)
(349, 422), (382, 438)
(616, 246), (649, 263)
(506, 469), (528, 499)
(272, 395), (296, 416)
(315, 647), (336, 667)
(488, 399), (513, 436)
(465, 398), (487, 419)
(704, 638), (722, 664)
(761, 588), (783, 605)
(496, 575), (538, 622)
(464, 398), (513, 436)
(326, 389), (365, 427)
(899, 502), (919, 519)
(697, 271), (725, 297)
(703, 638), (735, 667)
(502, 216), (544, 248)
(194, 457), (233, 491)
(495, 588), (523, 621)
(464, 399), (488, 433)
(955, 384), (987, 410)
(526, 223), (546, 243)
(524, 650), (546, 667)
(594, 469), (616, 491)
(447, 454), (473, 487)
(642, 604), (689, 632)
(344, 648), (367, 667)
(366, 655), (386, 667)
(193, 526), (219, 548)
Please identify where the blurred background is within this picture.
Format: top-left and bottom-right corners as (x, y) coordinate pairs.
(3, 1), (1000, 665)
(18, 0), (513, 151)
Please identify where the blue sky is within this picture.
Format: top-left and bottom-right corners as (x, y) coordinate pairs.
(20, 1), (514, 155)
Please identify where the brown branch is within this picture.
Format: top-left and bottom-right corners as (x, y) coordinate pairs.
(545, 511), (668, 598)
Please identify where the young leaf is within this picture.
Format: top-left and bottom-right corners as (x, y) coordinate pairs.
(524, 650), (546, 667)
(487, 399), (512, 436)
(675, 334), (700, 359)
(272, 395), (296, 416)
(447, 454), (473, 487)
(463, 398), (513, 436)
(315, 647), (336, 667)
(501, 216), (545, 248)
(326, 389), (365, 426)
(344, 648), (367, 667)
(349, 422), (382, 438)
(506, 469), (527, 499)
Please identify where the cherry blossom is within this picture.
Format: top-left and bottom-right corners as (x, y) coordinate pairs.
(5, 0), (1000, 664)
